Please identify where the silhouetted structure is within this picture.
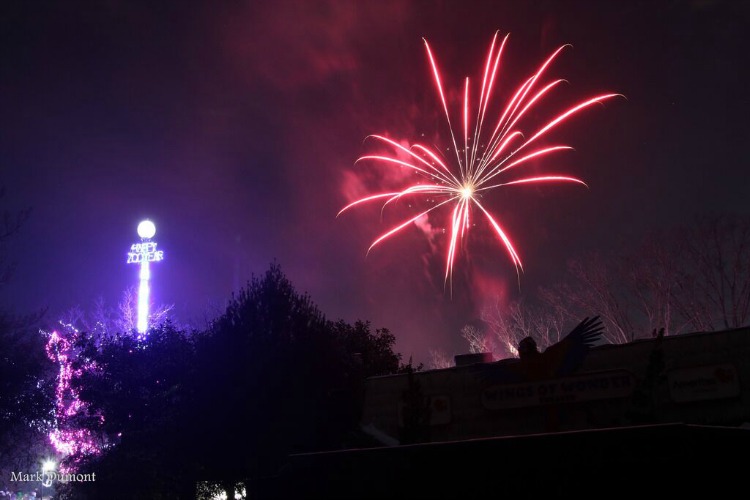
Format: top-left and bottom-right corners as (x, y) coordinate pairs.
(255, 423), (749, 498)
(253, 325), (750, 498)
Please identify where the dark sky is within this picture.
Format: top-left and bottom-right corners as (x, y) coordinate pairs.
(1, 0), (748, 363)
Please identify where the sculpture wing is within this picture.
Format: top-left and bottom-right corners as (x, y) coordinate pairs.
(542, 316), (604, 377)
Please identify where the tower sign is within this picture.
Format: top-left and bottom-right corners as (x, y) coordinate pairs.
(126, 220), (165, 334)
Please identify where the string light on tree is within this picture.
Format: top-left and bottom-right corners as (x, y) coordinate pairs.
(127, 220), (165, 335)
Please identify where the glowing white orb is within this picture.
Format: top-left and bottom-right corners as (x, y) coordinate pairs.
(137, 220), (156, 239)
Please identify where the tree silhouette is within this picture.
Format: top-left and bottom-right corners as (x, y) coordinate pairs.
(672, 213), (750, 331)
(192, 263), (403, 499)
(59, 322), (198, 499)
(0, 191), (54, 497)
(330, 319), (401, 378)
(0, 311), (55, 496)
(398, 358), (431, 445)
(626, 328), (667, 424)
(475, 212), (750, 351)
(53, 262), (404, 499)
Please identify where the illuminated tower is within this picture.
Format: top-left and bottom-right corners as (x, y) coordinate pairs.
(126, 220), (165, 335)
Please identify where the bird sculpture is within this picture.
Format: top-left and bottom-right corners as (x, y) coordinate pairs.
(478, 316), (605, 383)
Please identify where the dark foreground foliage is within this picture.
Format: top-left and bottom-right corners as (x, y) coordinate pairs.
(60, 263), (404, 499)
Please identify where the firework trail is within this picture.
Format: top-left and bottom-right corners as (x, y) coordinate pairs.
(339, 31), (621, 286)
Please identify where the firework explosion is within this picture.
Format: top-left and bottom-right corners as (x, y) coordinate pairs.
(339, 31), (621, 286)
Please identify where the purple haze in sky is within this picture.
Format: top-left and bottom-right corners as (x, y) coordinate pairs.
(1, 0), (748, 363)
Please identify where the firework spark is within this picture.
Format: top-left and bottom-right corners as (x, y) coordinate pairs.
(339, 31), (621, 286)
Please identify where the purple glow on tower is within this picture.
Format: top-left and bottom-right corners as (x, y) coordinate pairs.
(127, 220), (164, 335)
(138, 261), (150, 334)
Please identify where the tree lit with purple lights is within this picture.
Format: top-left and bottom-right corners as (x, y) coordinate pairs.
(44, 323), (104, 468)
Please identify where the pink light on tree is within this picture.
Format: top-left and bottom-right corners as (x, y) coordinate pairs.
(44, 323), (103, 467)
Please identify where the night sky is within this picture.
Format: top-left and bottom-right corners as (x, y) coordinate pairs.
(1, 0), (748, 363)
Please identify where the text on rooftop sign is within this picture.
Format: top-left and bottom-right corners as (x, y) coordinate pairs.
(481, 370), (636, 410)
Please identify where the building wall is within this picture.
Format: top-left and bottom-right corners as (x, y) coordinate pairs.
(360, 326), (750, 443)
